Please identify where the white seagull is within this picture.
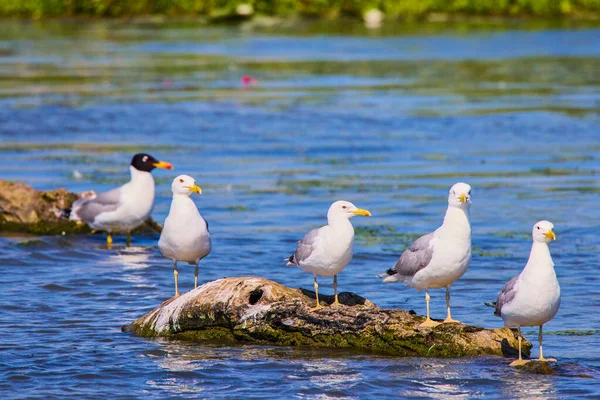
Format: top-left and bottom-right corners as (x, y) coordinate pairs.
(286, 200), (371, 310)
(70, 153), (173, 248)
(377, 182), (472, 327)
(158, 175), (211, 297)
(486, 220), (560, 367)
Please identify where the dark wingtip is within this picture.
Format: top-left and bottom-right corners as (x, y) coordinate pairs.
(484, 302), (496, 308)
(385, 268), (398, 276)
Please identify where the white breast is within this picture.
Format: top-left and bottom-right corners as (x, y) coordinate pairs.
(298, 223), (354, 277)
(94, 168), (155, 232)
(158, 195), (211, 264)
(501, 248), (561, 328)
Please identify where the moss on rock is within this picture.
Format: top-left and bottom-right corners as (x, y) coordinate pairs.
(0, 179), (160, 236)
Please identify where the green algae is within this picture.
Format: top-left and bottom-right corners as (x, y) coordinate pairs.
(0, 217), (92, 236)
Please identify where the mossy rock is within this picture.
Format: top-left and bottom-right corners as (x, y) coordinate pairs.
(0, 179), (160, 235)
(123, 277), (532, 358)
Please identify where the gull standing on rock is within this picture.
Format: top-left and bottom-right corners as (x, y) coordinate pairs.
(69, 153), (173, 248)
(286, 200), (371, 310)
(486, 221), (560, 367)
(377, 182), (472, 327)
(159, 175), (211, 297)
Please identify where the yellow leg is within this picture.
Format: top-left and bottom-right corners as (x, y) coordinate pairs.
(510, 326), (530, 367)
(420, 289), (441, 328)
(106, 234), (113, 250)
(126, 233), (131, 247)
(194, 260), (199, 289)
(443, 286), (460, 324)
(173, 261), (180, 297)
(310, 276), (322, 311)
(331, 275), (341, 307)
(538, 325), (557, 362)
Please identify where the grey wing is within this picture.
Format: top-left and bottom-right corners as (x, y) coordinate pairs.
(494, 275), (520, 317)
(72, 187), (122, 223)
(392, 232), (435, 277)
(290, 228), (320, 265)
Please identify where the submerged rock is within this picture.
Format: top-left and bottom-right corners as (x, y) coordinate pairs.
(124, 277), (531, 358)
(0, 179), (160, 235)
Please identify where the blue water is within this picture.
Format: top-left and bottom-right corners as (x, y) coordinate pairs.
(0, 19), (599, 398)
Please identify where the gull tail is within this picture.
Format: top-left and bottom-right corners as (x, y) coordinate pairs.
(285, 253), (296, 267)
(484, 301), (497, 308)
(377, 268), (402, 283)
(69, 190), (97, 221)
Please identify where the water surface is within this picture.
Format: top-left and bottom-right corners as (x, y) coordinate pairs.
(0, 19), (599, 398)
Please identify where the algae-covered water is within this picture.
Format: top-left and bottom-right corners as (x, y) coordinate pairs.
(0, 19), (599, 398)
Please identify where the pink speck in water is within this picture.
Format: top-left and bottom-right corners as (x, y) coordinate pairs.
(241, 75), (258, 86)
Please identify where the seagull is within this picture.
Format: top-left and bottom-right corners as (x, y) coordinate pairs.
(158, 175), (211, 297)
(286, 200), (371, 310)
(486, 221), (560, 367)
(377, 182), (472, 328)
(70, 153), (173, 248)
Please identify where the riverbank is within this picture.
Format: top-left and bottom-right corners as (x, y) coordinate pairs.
(1, 0), (599, 20)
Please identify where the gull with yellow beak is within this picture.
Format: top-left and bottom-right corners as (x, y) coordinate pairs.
(69, 153), (173, 248)
(286, 200), (371, 310)
(486, 221), (560, 367)
(159, 175), (211, 297)
(378, 182), (472, 327)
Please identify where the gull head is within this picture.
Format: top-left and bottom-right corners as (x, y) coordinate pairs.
(328, 200), (371, 221)
(447, 182), (472, 209)
(131, 153), (173, 172)
(533, 220), (555, 243)
(172, 174), (202, 196)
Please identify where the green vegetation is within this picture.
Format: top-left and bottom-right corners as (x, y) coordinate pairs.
(0, 0), (599, 19)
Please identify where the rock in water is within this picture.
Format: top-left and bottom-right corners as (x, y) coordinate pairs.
(124, 277), (531, 358)
(0, 179), (161, 235)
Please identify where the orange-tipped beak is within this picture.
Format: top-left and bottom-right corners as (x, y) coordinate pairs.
(353, 208), (371, 217)
(544, 230), (556, 240)
(459, 193), (467, 203)
(153, 160), (173, 170)
(186, 184), (202, 195)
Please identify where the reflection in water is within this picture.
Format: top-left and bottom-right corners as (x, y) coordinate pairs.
(112, 246), (153, 270)
(501, 371), (556, 399)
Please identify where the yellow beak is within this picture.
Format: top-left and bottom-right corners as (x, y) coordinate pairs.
(459, 193), (467, 203)
(544, 230), (556, 240)
(353, 208), (371, 217)
(186, 184), (202, 195)
(153, 160), (174, 170)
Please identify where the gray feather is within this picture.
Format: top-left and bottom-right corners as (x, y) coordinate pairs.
(291, 228), (320, 265)
(391, 233), (434, 277)
(493, 275), (520, 317)
(72, 187), (122, 223)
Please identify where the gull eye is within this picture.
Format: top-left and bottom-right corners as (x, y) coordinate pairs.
(537, 226), (540, 230)
(342, 205), (347, 209)
(179, 178), (184, 183)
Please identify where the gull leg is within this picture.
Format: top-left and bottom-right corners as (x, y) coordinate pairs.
(310, 276), (322, 311)
(126, 232), (131, 247)
(538, 324), (557, 362)
(173, 260), (180, 297)
(331, 275), (341, 307)
(194, 260), (199, 289)
(510, 326), (530, 366)
(106, 234), (113, 250)
(443, 286), (460, 324)
(419, 289), (441, 328)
